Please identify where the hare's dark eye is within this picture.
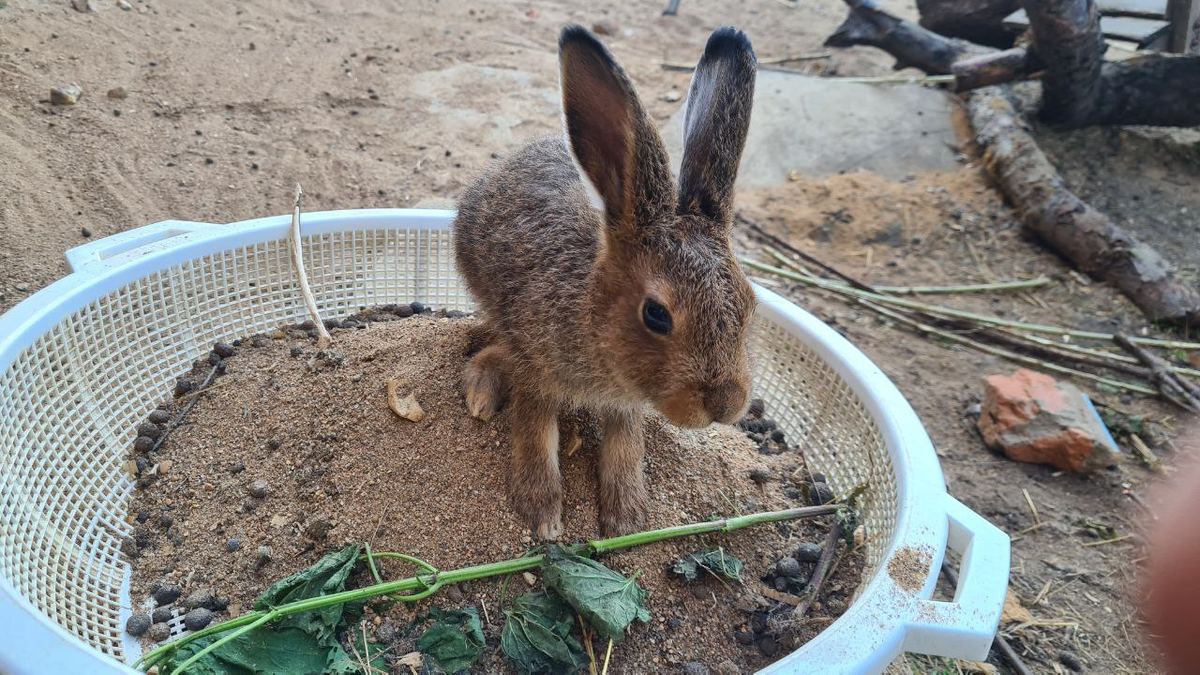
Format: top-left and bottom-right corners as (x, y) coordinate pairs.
(642, 299), (672, 336)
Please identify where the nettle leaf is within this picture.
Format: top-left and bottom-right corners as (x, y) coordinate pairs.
(163, 545), (375, 675)
(670, 548), (743, 582)
(254, 544), (362, 640)
(501, 592), (585, 675)
(416, 608), (485, 674)
(541, 546), (649, 643)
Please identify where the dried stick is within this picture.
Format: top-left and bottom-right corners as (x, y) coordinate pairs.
(742, 216), (878, 293)
(741, 257), (1200, 350)
(941, 564), (1033, 675)
(794, 521), (843, 617)
(288, 184), (332, 349)
(765, 245), (1050, 295)
(1113, 334), (1200, 412)
(151, 363), (221, 453)
(858, 300), (1157, 395)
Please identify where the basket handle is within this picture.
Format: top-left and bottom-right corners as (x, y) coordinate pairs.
(902, 494), (1011, 660)
(65, 220), (214, 272)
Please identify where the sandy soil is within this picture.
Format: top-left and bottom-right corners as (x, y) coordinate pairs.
(2, 0), (1198, 673)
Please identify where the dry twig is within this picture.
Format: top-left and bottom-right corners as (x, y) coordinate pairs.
(942, 564), (1033, 675)
(289, 184), (333, 349)
(794, 521), (842, 617)
(1114, 334), (1200, 412)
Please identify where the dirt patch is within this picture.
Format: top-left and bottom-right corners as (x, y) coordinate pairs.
(125, 312), (865, 672)
(886, 545), (933, 593)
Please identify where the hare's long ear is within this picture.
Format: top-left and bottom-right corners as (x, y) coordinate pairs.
(559, 26), (674, 236)
(677, 28), (756, 225)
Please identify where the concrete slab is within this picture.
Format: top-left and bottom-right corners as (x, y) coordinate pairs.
(660, 72), (961, 189)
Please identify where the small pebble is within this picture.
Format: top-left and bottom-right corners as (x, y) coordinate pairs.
(681, 662), (709, 675)
(772, 576), (789, 592)
(756, 635), (778, 657)
(1059, 652), (1083, 672)
(393, 304), (414, 318)
(50, 84), (83, 105)
(134, 436), (154, 453)
(136, 422), (162, 440)
(410, 301), (426, 314)
(591, 20), (617, 35)
(446, 586), (465, 602)
(154, 584), (181, 606)
(119, 537), (139, 558)
(304, 517), (332, 540)
(148, 409), (170, 425)
(522, 572), (537, 587)
(175, 379), (195, 396)
(776, 557), (801, 578)
(147, 622), (171, 643)
(667, 617), (683, 630)
(734, 631), (755, 645)
(229, 461), (245, 474)
(769, 429), (786, 442)
(446, 309), (466, 319)
(212, 341), (237, 358)
(212, 596), (230, 611)
(749, 467), (772, 484)
(107, 87), (128, 99)
(761, 418), (778, 431)
(184, 608), (214, 631)
(810, 482), (835, 506)
(247, 480), (269, 498)
(267, 438), (282, 450)
(80, 227), (92, 238)
(255, 545), (272, 567)
(152, 607), (172, 623)
(125, 613), (152, 637)
(714, 661), (739, 675)
(795, 542), (822, 563)
(289, 346), (303, 358)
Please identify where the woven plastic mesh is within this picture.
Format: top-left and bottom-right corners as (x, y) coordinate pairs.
(0, 226), (895, 664)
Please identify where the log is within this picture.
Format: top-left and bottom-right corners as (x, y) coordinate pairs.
(825, 0), (988, 73)
(1021, 0), (1200, 126)
(917, 0), (1022, 47)
(951, 47), (1038, 90)
(969, 87), (1200, 325)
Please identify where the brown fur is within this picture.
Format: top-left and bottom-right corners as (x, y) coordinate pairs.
(453, 25), (757, 537)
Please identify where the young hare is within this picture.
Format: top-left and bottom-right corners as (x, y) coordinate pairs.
(454, 25), (757, 538)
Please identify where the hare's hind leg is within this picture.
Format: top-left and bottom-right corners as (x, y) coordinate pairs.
(509, 389), (564, 540)
(598, 407), (648, 536)
(463, 343), (509, 421)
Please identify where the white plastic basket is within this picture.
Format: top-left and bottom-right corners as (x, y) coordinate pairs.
(0, 209), (1009, 674)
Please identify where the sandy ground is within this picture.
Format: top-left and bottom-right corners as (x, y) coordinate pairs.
(3, 0), (1198, 673)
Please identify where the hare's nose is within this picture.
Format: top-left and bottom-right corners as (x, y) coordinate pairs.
(703, 380), (749, 424)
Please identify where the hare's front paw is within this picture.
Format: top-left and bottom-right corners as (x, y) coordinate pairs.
(511, 481), (564, 540)
(463, 344), (509, 421)
(600, 478), (647, 537)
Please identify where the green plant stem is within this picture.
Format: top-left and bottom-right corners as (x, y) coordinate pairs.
(138, 504), (839, 672)
(742, 258), (1200, 350)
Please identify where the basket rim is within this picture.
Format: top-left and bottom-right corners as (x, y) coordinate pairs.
(0, 209), (1008, 675)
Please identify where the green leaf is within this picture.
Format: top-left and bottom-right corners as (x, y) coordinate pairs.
(255, 544), (362, 640)
(541, 546), (649, 643)
(670, 548), (743, 582)
(163, 545), (375, 675)
(163, 626), (334, 675)
(416, 608), (485, 674)
(500, 592), (585, 675)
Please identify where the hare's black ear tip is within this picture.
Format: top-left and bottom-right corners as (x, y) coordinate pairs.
(559, 24), (601, 52)
(705, 27), (755, 62)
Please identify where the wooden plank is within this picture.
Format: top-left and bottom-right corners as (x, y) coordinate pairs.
(1004, 9), (1170, 45)
(1099, 0), (1168, 19)
(1167, 0), (1200, 52)
(1104, 38), (1143, 59)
